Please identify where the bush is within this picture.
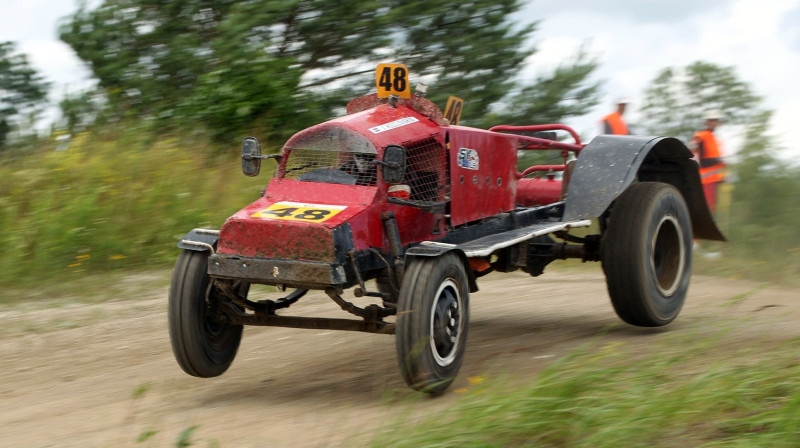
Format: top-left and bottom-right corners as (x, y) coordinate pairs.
(0, 129), (268, 287)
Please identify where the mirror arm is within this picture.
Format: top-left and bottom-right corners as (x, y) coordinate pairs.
(243, 154), (282, 162)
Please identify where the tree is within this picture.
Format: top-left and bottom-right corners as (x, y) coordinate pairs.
(730, 110), (800, 227)
(0, 42), (49, 147)
(58, 89), (105, 135)
(725, 110), (800, 277)
(59, 1), (241, 121)
(60, 0), (599, 142)
(638, 61), (760, 142)
(387, 0), (537, 124)
(640, 61), (800, 279)
(478, 50), (601, 128)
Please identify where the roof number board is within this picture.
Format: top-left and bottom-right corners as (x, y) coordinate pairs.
(376, 63), (411, 99)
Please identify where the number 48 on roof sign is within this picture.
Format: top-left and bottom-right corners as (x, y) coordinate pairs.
(376, 64), (411, 99)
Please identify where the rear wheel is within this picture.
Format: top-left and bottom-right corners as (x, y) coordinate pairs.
(168, 249), (244, 377)
(602, 182), (692, 327)
(395, 254), (469, 394)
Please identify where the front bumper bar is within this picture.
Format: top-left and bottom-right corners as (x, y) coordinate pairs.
(208, 254), (347, 289)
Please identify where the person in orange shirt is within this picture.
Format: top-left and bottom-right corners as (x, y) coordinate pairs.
(689, 109), (726, 214)
(601, 98), (631, 135)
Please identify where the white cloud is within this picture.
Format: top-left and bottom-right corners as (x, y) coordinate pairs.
(1, 0), (799, 161)
(1, 1), (93, 88)
(0, 0), (78, 42)
(526, 0), (736, 23)
(19, 39), (92, 91)
(517, 0), (800, 162)
(779, 4), (800, 50)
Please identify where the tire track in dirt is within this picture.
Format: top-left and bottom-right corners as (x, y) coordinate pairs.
(0, 270), (797, 447)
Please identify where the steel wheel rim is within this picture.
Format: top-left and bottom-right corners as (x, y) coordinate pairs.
(430, 278), (463, 367)
(650, 214), (685, 296)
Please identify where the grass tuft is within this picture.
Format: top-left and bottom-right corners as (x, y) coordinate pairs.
(374, 332), (800, 447)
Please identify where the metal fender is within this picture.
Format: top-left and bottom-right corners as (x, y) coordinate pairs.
(404, 245), (480, 293)
(177, 228), (220, 253)
(563, 135), (725, 241)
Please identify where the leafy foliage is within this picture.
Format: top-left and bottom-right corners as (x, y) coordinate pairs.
(639, 61), (800, 282)
(388, 0), (538, 125)
(479, 50), (601, 128)
(717, 111), (800, 280)
(638, 61), (761, 142)
(0, 42), (49, 147)
(59, 0), (599, 142)
(58, 89), (105, 135)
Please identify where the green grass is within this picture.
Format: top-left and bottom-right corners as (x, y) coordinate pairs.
(1, 127), (798, 294)
(0, 130), (269, 290)
(375, 332), (800, 447)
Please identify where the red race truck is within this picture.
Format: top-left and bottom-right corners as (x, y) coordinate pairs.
(169, 65), (724, 394)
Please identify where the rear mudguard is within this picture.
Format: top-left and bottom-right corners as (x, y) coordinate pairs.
(563, 135), (725, 241)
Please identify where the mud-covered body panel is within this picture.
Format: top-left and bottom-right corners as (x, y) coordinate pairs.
(208, 254), (348, 289)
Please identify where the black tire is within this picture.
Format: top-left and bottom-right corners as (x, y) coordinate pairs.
(395, 253), (469, 394)
(168, 249), (243, 377)
(602, 182), (693, 327)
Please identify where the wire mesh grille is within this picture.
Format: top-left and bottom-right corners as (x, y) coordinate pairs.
(282, 149), (378, 186)
(404, 138), (448, 203)
(281, 125), (378, 186)
(280, 134), (446, 195)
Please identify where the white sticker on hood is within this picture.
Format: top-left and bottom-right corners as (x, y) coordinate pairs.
(368, 116), (419, 134)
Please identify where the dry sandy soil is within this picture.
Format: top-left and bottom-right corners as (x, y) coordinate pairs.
(1, 268), (798, 447)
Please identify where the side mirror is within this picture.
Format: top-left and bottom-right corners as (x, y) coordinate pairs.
(381, 145), (406, 184)
(241, 137), (281, 177)
(242, 137), (262, 177)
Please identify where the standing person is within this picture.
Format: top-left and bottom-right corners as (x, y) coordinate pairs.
(690, 109), (726, 213)
(601, 98), (631, 135)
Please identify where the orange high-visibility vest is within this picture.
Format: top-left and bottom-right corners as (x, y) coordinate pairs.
(691, 130), (725, 184)
(602, 112), (630, 135)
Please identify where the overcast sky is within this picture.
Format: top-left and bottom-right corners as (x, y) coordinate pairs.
(519, 0), (800, 161)
(2, 0), (799, 161)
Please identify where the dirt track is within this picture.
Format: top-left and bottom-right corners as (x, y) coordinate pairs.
(1, 269), (798, 447)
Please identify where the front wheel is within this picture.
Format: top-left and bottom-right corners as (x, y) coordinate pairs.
(602, 182), (693, 327)
(395, 253), (469, 394)
(168, 249), (244, 377)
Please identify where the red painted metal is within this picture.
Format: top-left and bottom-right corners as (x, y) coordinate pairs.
(264, 178), (376, 210)
(217, 182), (375, 259)
(218, 94), (585, 266)
(489, 124), (584, 150)
(218, 178), (442, 256)
(446, 126), (519, 226)
(518, 164), (566, 179)
(516, 178), (563, 207)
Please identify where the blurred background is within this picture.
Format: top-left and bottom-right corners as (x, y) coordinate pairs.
(1, 0), (799, 289)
